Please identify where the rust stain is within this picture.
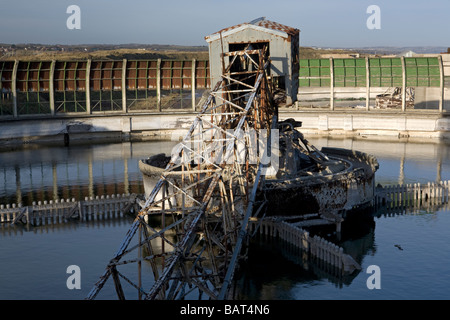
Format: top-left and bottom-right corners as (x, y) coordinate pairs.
(206, 17), (300, 40)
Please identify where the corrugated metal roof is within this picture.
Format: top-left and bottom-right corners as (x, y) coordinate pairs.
(206, 17), (300, 40)
(251, 17), (300, 36)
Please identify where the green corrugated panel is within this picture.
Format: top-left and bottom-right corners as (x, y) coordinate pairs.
(299, 59), (310, 67)
(391, 58), (402, 66)
(299, 59), (310, 86)
(309, 59), (320, 67)
(333, 59), (344, 67)
(370, 58), (380, 67)
(392, 66), (402, 76)
(331, 58), (367, 87)
(346, 67), (356, 76)
(405, 57), (440, 87)
(355, 59), (366, 67)
(299, 59), (331, 87)
(321, 78), (331, 86)
(310, 79), (321, 87)
(299, 66), (310, 77)
(299, 79), (310, 87)
(300, 57), (440, 88)
(369, 58), (401, 87)
(380, 58), (392, 66)
(344, 59), (355, 67)
(320, 59), (330, 67)
(310, 67), (320, 77)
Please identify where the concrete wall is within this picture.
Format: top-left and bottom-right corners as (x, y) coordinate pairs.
(1, 110), (450, 149)
(0, 113), (196, 148)
(281, 110), (450, 140)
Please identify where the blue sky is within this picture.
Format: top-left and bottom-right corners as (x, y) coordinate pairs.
(0, 0), (449, 48)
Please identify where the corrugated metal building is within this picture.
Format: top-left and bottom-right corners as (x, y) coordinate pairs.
(205, 17), (300, 105)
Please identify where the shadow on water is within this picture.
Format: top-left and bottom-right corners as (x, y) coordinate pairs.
(232, 199), (449, 300)
(232, 208), (375, 300)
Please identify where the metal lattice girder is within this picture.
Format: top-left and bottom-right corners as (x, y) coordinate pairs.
(86, 46), (276, 300)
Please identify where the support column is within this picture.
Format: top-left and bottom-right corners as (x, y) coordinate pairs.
(12, 60), (18, 118)
(49, 60), (56, 116)
(192, 58), (196, 111)
(52, 162), (58, 202)
(439, 55), (444, 113)
(157, 58), (161, 112)
(124, 158), (129, 195)
(401, 57), (406, 112)
(329, 58), (334, 111)
(366, 57), (370, 111)
(122, 59), (127, 113)
(88, 153), (94, 198)
(86, 59), (92, 114)
(437, 148), (443, 183)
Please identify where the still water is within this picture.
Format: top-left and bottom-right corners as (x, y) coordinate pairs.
(1, 137), (450, 300)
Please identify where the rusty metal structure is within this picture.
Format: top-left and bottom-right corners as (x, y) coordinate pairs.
(86, 19), (381, 301)
(87, 45), (277, 300)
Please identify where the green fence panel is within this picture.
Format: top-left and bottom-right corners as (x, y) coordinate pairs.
(0, 61), (15, 116)
(299, 59), (330, 87)
(334, 58), (366, 87)
(300, 57), (440, 88)
(369, 58), (402, 87)
(405, 57), (440, 87)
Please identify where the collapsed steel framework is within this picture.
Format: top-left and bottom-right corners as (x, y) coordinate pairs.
(86, 46), (277, 300)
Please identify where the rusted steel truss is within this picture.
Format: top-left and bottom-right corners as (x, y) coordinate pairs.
(86, 46), (276, 300)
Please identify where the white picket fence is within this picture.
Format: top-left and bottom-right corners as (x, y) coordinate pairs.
(0, 193), (139, 226)
(249, 219), (361, 273)
(375, 180), (450, 208)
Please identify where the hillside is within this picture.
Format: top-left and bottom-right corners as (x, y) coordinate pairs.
(1, 44), (361, 61)
(2, 43), (444, 61)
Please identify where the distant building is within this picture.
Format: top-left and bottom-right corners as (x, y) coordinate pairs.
(397, 50), (416, 57)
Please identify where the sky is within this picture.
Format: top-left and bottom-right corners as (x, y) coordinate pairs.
(0, 0), (449, 48)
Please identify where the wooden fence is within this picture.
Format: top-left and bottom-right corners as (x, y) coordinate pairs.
(375, 180), (450, 208)
(249, 219), (361, 273)
(0, 193), (139, 226)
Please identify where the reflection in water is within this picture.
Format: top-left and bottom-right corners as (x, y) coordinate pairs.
(0, 141), (177, 206)
(305, 136), (450, 185)
(234, 199), (450, 300)
(2, 137), (449, 206)
(0, 214), (135, 237)
(1, 137), (450, 300)
(234, 210), (374, 299)
(232, 136), (450, 300)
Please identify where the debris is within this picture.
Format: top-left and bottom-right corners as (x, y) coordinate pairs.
(375, 87), (414, 109)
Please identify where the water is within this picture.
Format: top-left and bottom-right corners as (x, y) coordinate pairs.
(0, 141), (175, 206)
(1, 137), (450, 300)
